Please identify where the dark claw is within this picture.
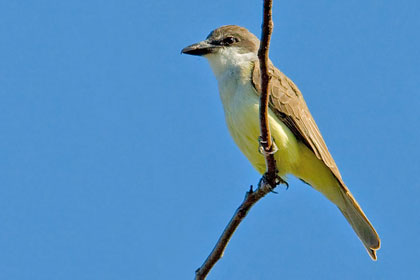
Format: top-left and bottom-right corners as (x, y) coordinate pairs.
(279, 178), (289, 189)
(258, 173), (289, 193)
(276, 175), (289, 189)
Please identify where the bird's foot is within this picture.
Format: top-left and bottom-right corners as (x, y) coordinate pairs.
(258, 173), (289, 192)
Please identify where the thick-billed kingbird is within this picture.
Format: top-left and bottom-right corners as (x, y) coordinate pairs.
(182, 25), (380, 260)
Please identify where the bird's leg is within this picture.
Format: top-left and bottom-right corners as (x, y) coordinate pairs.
(258, 136), (278, 156)
(257, 137), (288, 190)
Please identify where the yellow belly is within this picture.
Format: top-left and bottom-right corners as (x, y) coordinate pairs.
(221, 82), (342, 204)
(223, 84), (300, 177)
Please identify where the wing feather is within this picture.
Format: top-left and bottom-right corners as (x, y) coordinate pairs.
(252, 60), (344, 183)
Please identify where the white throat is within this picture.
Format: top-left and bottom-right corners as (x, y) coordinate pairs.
(204, 47), (257, 81)
(203, 46), (259, 114)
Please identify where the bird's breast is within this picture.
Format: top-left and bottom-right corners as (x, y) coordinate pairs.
(218, 76), (300, 175)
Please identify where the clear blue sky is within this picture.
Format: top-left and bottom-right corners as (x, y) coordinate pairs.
(1, 1), (419, 279)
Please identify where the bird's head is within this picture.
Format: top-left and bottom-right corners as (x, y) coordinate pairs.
(182, 25), (260, 78)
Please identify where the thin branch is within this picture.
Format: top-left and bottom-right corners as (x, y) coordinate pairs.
(195, 182), (275, 280)
(258, 0), (277, 187)
(195, 1), (276, 279)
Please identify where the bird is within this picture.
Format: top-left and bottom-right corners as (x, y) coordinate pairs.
(181, 25), (380, 260)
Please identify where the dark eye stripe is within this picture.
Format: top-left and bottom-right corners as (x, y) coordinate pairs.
(213, 36), (239, 46)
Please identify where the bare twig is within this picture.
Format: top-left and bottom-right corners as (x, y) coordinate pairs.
(195, 1), (276, 279)
(257, 0), (277, 187)
(195, 182), (275, 280)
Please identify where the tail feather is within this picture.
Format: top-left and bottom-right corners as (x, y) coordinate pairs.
(338, 187), (381, 260)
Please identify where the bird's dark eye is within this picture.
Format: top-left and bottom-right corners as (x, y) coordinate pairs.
(222, 36), (238, 45)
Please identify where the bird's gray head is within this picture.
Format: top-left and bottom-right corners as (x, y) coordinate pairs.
(182, 25), (259, 57)
(182, 25), (260, 78)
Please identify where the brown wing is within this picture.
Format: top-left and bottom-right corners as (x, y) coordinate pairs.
(252, 60), (344, 183)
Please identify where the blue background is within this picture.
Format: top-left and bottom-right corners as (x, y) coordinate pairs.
(1, 1), (419, 279)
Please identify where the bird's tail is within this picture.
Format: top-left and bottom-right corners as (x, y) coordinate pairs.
(337, 186), (381, 260)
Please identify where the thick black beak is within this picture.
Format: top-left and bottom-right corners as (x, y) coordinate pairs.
(181, 40), (215, 56)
